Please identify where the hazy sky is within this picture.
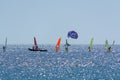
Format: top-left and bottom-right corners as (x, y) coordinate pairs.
(0, 0), (120, 44)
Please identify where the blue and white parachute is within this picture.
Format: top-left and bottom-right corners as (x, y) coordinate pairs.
(67, 31), (78, 39)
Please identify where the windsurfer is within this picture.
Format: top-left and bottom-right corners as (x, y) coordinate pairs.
(3, 46), (6, 52)
(105, 40), (114, 52)
(107, 46), (112, 52)
(88, 46), (91, 52)
(107, 41), (115, 52)
(88, 38), (94, 52)
(32, 45), (38, 50)
(55, 38), (61, 52)
(64, 39), (70, 52)
(3, 37), (7, 52)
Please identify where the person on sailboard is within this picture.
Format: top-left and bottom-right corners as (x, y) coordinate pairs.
(107, 46), (112, 52)
(105, 40), (115, 52)
(3, 37), (7, 52)
(88, 46), (91, 52)
(3, 46), (6, 52)
(64, 39), (70, 52)
(32, 45), (38, 50)
(88, 38), (94, 52)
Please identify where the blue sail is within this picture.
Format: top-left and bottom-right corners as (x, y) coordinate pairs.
(67, 31), (78, 39)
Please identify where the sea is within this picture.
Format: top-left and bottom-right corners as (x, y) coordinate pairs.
(0, 45), (120, 80)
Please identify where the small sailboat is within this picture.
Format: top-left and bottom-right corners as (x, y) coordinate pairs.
(55, 38), (61, 52)
(88, 38), (94, 52)
(3, 37), (7, 52)
(28, 37), (47, 52)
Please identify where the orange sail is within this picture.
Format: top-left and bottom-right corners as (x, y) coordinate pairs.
(55, 38), (61, 52)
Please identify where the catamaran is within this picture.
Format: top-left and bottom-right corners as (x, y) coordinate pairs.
(28, 37), (47, 52)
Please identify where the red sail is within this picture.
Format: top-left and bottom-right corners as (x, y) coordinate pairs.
(33, 37), (38, 50)
(34, 37), (37, 46)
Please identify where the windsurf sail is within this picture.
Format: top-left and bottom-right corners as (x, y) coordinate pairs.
(34, 37), (37, 46)
(55, 38), (61, 52)
(105, 40), (108, 49)
(112, 40), (115, 46)
(33, 37), (38, 50)
(5, 37), (7, 48)
(89, 38), (94, 50)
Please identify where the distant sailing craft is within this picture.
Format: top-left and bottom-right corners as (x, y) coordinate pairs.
(1, 30), (115, 53)
(55, 38), (61, 52)
(3, 37), (7, 52)
(64, 39), (71, 52)
(105, 40), (115, 52)
(28, 37), (47, 52)
(88, 38), (94, 52)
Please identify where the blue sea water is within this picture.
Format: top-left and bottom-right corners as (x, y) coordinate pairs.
(0, 45), (120, 80)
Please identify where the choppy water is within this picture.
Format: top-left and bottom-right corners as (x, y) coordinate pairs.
(0, 45), (120, 80)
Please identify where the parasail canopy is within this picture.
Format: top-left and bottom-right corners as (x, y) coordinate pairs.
(67, 31), (78, 39)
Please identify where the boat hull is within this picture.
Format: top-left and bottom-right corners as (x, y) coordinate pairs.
(28, 48), (47, 52)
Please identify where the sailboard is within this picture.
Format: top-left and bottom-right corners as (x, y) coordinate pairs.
(105, 40), (109, 50)
(3, 37), (7, 52)
(64, 39), (71, 52)
(108, 40), (115, 52)
(55, 38), (61, 52)
(88, 38), (94, 52)
(28, 37), (47, 52)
